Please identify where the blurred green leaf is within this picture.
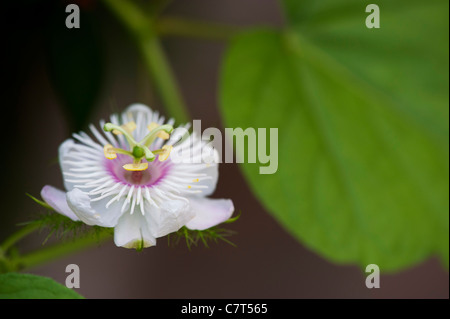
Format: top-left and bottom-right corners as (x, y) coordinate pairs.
(0, 273), (83, 299)
(220, 0), (448, 271)
(45, 5), (104, 132)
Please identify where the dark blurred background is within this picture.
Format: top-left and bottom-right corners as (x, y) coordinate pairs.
(1, 0), (448, 298)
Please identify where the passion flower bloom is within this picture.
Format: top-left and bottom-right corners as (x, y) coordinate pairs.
(41, 104), (234, 249)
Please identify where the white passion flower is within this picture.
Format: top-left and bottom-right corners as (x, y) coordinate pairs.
(41, 104), (234, 249)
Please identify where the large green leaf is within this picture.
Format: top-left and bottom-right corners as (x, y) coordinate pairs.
(0, 273), (83, 299)
(220, 0), (448, 271)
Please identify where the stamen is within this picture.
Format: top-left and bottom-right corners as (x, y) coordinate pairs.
(192, 178), (199, 182)
(112, 121), (137, 135)
(123, 162), (149, 171)
(104, 123), (138, 148)
(140, 124), (173, 147)
(158, 145), (173, 162)
(147, 123), (170, 140)
(103, 144), (117, 159)
(103, 122), (156, 167)
(147, 122), (158, 131)
(111, 148), (134, 157)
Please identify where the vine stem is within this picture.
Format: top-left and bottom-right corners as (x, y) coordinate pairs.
(101, 0), (190, 123)
(15, 231), (112, 271)
(155, 16), (240, 40)
(1, 222), (40, 253)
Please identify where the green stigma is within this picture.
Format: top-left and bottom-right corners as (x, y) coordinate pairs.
(132, 145), (145, 158)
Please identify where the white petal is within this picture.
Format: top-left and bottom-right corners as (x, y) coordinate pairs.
(173, 138), (219, 196)
(200, 146), (220, 196)
(186, 197), (234, 230)
(144, 199), (194, 238)
(59, 138), (75, 161)
(196, 162), (219, 196)
(124, 103), (153, 117)
(66, 188), (121, 227)
(40, 185), (79, 221)
(59, 139), (77, 191)
(114, 212), (156, 248)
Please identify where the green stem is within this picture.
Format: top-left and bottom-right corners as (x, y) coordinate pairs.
(1, 222), (40, 253)
(16, 231), (112, 271)
(102, 0), (190, 123)
(145, 0), (173, 19)
(139, 39), (190, 123)
(155, 17), (240, 40)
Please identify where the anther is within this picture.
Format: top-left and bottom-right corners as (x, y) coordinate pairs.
(147, 122), (170, 140)
(123, 162), (149, 171)
(103, 144), (117, 159)
(113, 121), (137, 135)
(158, 145), (173, 162)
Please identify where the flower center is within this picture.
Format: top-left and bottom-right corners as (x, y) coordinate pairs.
(102, 121), (174, 172)
(106, 154), (169, 186)
(128, 171), (148, 185)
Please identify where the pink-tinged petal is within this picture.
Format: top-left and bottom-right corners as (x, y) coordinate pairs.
(66, 188), (120, 227)
(40, 185), (79, 221)
(186, 197), (234, 230)
(114, 212), (156, 249)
